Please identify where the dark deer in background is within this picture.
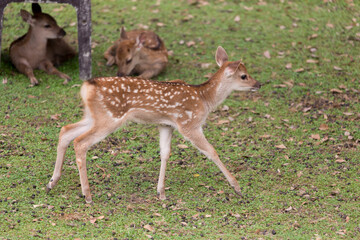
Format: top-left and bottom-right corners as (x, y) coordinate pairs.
(9, 3), (76, 86)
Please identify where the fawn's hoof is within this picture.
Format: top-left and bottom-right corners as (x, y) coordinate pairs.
(157, 191), (166, 201)
(85, 196), (93, 204)
(45, 184), (52, 194)
(233, 187), (243, 197)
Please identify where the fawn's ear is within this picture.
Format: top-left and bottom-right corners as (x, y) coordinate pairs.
(32, 3), (42, 14)
(215, 46), (228, 67)
(120, 27), (128, 40)
(20, 10), (35, 25)
(135, 32), (147, 50)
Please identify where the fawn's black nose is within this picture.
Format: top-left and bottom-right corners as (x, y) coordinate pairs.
(117, 71), (125, 77)
(58, 29), (66, 38)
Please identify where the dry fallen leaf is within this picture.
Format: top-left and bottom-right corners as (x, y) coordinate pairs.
(309, 33), (318, 40)
(330, 88), (343, 93)
(234, 15), (240, 22)
(186, 41), (196, 47)
(326, 22), (334, 28)
(295, 68), (305, 73)
(90, 216), (104, 224)
(311, 134), (321, 140)
(156, 22), (165, 27)
(50, 114), (61, 120)
(243, 6), (253, 11)
(217, 119), (230, 125)
(285, 63), (292, 69)
(306, 59), (319, 64)
(275, 144), (287, 149)
(177, 144), (189, 149)
(335, 159), (346, 163)
(144, 224), (155, 232)
(319, 124), (329, 131)
(333, 66), (343, 71)
(263, 50), (271, 59)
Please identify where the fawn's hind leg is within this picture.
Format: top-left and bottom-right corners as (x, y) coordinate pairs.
(46, 117), (93, 192)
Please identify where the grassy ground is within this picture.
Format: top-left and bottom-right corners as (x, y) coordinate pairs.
(1, 0), (360, 239)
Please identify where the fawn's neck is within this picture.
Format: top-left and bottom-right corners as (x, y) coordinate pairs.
(198, 70), (234, 112)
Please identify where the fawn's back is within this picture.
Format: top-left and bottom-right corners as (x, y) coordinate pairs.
(83, 77), (205, 129)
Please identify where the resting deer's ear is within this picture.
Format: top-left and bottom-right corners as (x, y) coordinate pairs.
(215, 46), (228, 67)
(120, 27), (128, 40)
(20, 10), (35, 25)
(32, 3), (42, 14)
(135, 33), (146, 50)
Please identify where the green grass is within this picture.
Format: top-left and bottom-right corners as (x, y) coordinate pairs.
(1, 0), (360, 239)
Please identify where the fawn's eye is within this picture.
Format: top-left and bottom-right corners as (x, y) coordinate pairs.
(44, 24), (51, 28)
(126, 58), (132, 64)
(241, 74), (247, 80)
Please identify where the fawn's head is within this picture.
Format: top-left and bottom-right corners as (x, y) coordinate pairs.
(115, 27), (146, 77)
(20, 3), (66, 40)
(215, 46), (261, 91)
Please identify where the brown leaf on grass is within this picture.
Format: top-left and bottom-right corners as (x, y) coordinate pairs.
(335, 159), (346, 163)
(53, 6), (64, 12)
(217, 119), (230, 125)
(90, 216), (104, 224)
(333, 66), (343, 71)
(302, 107), (312, 112)
(285, 63), (292, 69)
(182, 14), (194, 22)
(306, 59), (319, 63)
(308, 33), (318, 40)
(156, 22), (165, 27)
(200, 63), (212, 69)
(234, 15), (240, 22)
(204, 73), (213, 78)
(294, 68), (304, 73)
(275, 144), (286, 149)
(260, 134), (272, 139)
(326, 22), (334, 28)
(50, 114), (61, 120)
(311, 134), (321, 140)
(284, 81), (294, 88)
(186, 41), (196, 47)
(330, 88), (343, 93)
(243, 6), (253, 11)
(144, 224), (155, 232)
(319, 124), (329, 131)
(273, 84), (287, 88)
(177, 144), (189, 149)
(263, 50), (271, 59)
(343, 112), (354, 116)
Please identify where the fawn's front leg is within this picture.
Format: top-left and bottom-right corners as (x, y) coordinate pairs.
(157, 125), (173, 200)
(40, 60), (71, 84)
(73, 122), (119, 203)
(180, 127), (242, 196)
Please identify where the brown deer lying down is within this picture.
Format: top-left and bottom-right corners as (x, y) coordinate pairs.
(104, 27), (168, 79)
(46, 46), (261, 203)
(9, 3), (76, 86)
